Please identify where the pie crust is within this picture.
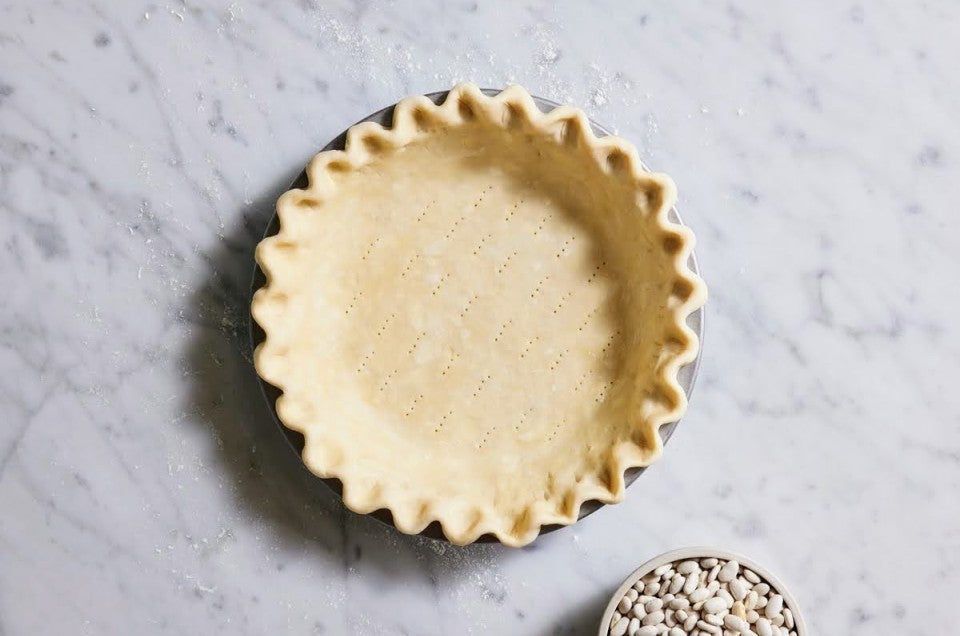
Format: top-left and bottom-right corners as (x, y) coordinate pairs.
(252, 83), (706, 547)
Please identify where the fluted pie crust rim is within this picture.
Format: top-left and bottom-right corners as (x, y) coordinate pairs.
(252, 84), (706, 547)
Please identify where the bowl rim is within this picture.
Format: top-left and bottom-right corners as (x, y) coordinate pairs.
(597, 546), (806, 636)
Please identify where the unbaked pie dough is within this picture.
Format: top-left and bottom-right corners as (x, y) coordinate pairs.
(252, 83), (706, 547)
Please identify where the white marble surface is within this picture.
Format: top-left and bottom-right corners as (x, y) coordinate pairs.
(1, 1), (958, 634)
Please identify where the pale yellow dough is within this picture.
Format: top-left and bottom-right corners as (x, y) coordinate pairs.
(252, 84), (706, 547)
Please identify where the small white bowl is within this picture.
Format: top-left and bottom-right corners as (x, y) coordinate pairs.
(598, 547), (806, 636)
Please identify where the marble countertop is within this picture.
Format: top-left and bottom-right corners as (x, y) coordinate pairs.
(2, 2), (958, 634)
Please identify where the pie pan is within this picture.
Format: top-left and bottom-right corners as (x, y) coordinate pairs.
(249, 86), (705, 545)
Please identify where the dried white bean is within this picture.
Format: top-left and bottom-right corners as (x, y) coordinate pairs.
(637, 626), (658, 636)
(665, 610), (676, 627)
(660, 569), (675, 582)
(724, 614), (750, 633)
(663, 594), (675, 603)
(744, 591), (758, 611)
(626, 589), (639, 602)
(717, 589), (734, 607)
(657, 583), (670, 599)
(701, 558), (719, 568)
(730, 578), (748, 601)
(707, 581), (721, 594)
(745, 609), (759, 623)
(697, 620), (721, 634)
(770, 614), (783, 627)
(764, 595), (783, 619)
(704, 597), (726, 614)
(611, 617), (630, 636)
(643, 610), (665, 626)
(670, 598), (690, 611)
(628, 618), (641, 636)
(705, 614), (724, 626)
(743, 569), (761, 584)
(731, 601), (746, 620)
(689, 587), (713, 603)
(675, 609), (688, 621)
(613, 611), (622, 624)
(668, 628), (685, 636)
(684, 572), (700, 595)
(678, 560), (700, 575)
(644, 582), (660, 595)
(718, 560), (739, 583)
(755, 618), (773, 636)
(632, 604), (646, 620)
(668, 575), (684, 595)
(654, 564), (672, 576)
(619, 597), (634, 613)
(707, 565), (721, 583)
(645, 599), (663, 613)
(752, 583), (770, 596)
(783, 608), (794, 629)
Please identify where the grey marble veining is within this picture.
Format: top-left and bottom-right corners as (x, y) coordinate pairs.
(1, 1), (959, 634)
